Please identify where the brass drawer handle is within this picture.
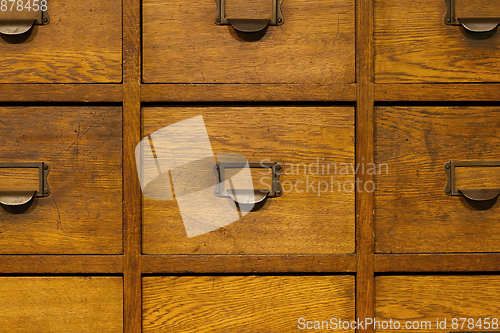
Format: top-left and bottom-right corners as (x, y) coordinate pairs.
(0, 162), (50, 206)
(0, 0), (50, 36)
(214, 0), (284, 33)
(444, 0), (499, 33)
(214, 161), (282, 207)
(444, 161), (500, 202)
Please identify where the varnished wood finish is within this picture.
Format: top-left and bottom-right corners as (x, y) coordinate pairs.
(0, 84), (122, 102)
(375, 0), (500, 83)
(123, 0), (142, 330)
(376, 276), (500, 332)
(375, 84), (500, 101)
(375, 106), (500, 253)
(0, 168), (40, 192)
(376, 254), (500, 272)
(0, 0), (122, 83)
(143, 276), (355, 332)
(142, 106), (355, 255)
(142, 254), (356, 273)
(0, 255), (123, 273)
(455, 0), (500, 18)
(455, 166), (500, 189)
(143, 0), (355, 84)
(0, 107), (122, 254)
(0, 277), (123, 332)
(356, 0), (375, 332)
(141, 84), (357, 102)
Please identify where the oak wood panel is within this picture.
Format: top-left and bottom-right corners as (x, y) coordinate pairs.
(0, 107), (122, 254)
(455, 166), (500, 189)
(142, 254), (356, 273)
(141, 84), (357, 102)
(0, 0), (122, 83)
(356, 0), (375, 330)
(375, 254), (500, 272)
(0, 277), (123, 332)
(375, 84), (500, 101)
(143, 0), (355, 84)
(0, 84), (122, 102)
(455, 0), (500, 18)
(375, 0), (500, 83)
(142, 106), (355, 255)
(375, 106), (500, 253)
(0, 255), (123, 273)
(0, 168), (40, 192)
(376, 276), (500, 332)
(143, 275), (355, 333)
(225, 0), (272, 19)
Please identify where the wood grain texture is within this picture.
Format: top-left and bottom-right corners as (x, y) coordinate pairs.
(455, 0), (500, 18)
(455, 165), (500, 189)
(143, 0), (355, 84)
(375, 84), (500, 101)
(0, 255), (123, 273)
(375, 254), (500, 272)
(0, 168), (40, 192)
(375, 0), (500, 83)
(0, 277), (123, 332)
(0, 0), (122, 83)
(0, 107), (122, 254)
(143, 275), (355, 333)
(142, 106), (355, 255)
(375, 106), (500, 253)
(356, 0), (375, 330)
(141, 84), (357, 102)
(376, 276), (500, 332)
(0, 84), (122, 102)
(142, 254), (356, 273)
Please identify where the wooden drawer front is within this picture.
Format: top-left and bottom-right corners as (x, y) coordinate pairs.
(0, 0), (122, 83)
(375, 106), (500, 253)
(0, 277), (123, 332)
(142, 106), (355, 254)
(375, 0), (500, 83)
(0, 107), (122, 254)
(143, 275), (355, 333)
(376, 276), (500, 332)
(142, 0), (355, 84)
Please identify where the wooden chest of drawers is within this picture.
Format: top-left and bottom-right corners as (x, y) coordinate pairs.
(1, 0), (499, 331)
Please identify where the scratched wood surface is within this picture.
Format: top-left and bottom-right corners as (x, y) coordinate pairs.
(0, 277), (123, 332)
(142, 106), (355, 255)
(143, 0), (355, 84)
(0, 107), (122, 254)
(143, 275), (355, 333)
(375, 0), (500, 83)
(376, 276), (500, 332)
(375, 106), (500, 253)
(0, 0), (122, 83)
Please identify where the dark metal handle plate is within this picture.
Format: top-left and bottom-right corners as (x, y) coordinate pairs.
(444, 160), (500, 201)
(0, 162), (50, 206)
(0, 1), (49, 36)
(214, 161), (282, 205)
(214, 0), (284, 33)
(444, 0), (499, 33)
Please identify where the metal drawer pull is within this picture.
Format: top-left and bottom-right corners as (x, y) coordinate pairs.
(444, 161), (500, 201)
(0, 162), (50, 206)
(444, 0), (499, 33)
(214, 0), (284, 33)
(0, 1), (49, 36)
(214, 161), (282, 206)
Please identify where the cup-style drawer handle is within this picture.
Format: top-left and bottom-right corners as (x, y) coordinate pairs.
(0, 162), (50, 206)
(214, 0), (284, 33)
(214, 161), (282, 207)
(444, 161), (500, 202)
(0, 0), (50, 36)
(444, 0), (499, 33)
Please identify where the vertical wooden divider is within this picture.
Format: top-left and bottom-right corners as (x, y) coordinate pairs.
(356, 0), (375, 331)
(123, 0), (142, 330)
